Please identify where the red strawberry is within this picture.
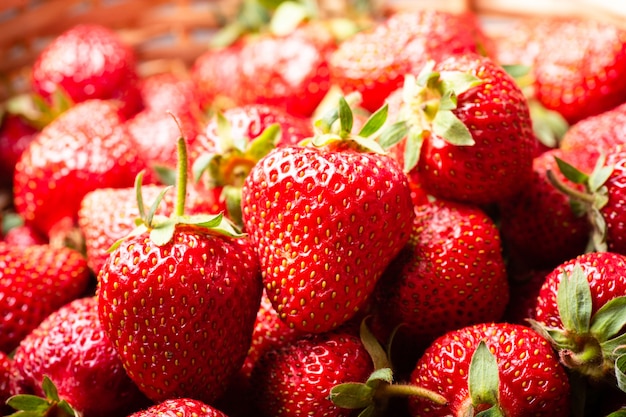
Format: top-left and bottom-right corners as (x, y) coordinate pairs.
(97, 138), (263, 404)
(250, 327), (374, 417)
(0, 351), (16, 415)
(329, 9), (491, 112)
(502, 268), (549, 325)
(0, 113), (38, 189)
(12, 99), (152, 239)
(531, 251), (626, 385)
(489, 17), (626, 124)
(10, 296), (149, 417)
(241, 99), (414, 333)
(129, 398), (228, 417)
(138, 71), (203, 117)
(391, 53), (536, 206)
(370, 197), (509, 367)
(409, 322), (571, 417)
(0, 242), (90, 353)
(498, 148), (592, 271)
(31, 24), (141, 119)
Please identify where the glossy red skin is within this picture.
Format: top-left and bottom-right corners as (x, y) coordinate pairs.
(11, 297), (148, 417)
(503, 269), (549, 325)
(139, 72), (203, 116)
(329, 10), (490, 112)
(97, 226), (262, 404)
(13, 99), (150, 237)
(491, 18), (626, 124)
(601, 147), (626, 255)
(251, 329), (373, 417)
(237, 35), (331, 118)
(31, 24), (141, 119)
(535, 251), (626, 329)
(78, 184), (224, 277)
(409, 323), (571, 417)
(241, 145), (415, 333)
(372, 198), (508, 348)
(413, 53), (536, 206)
(498, 148), (591, 270)
(0, 114), (38, 188)
(0, 243), (90, 353)
(2, 224), (47, 247)
(0, 351), (15, 415)
(129, 398), (228, 417)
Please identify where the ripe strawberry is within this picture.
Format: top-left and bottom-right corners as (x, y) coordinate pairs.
(498, 148), (592, 271)
(129, 398), (228, 417)
(531, 251), (626, 385)
(138, 72), (203, 118)
(489, 17), (626, 124)
(0, 113), (38, 189)
(409, 322), (571, 417)
(30, 24), (141, 119)
(0, 242), (90, 353)
(241, 98), (414, 333)
(329, 9), (491, 112)
(10, 296), (149, 417)
(251, 327), (374, 417)
(502, 268), (549, 325)
(369, 197), (508, 375)
(12, 99), (152, 239)
(97, 138), (263, 404)
(391, 53), (536, 206)
(2, 222), (47, 247)
(0, 351), (16, 415)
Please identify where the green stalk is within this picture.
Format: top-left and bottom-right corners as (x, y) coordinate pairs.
(175, 136), (187, 217)
(375, 383), (448, 405)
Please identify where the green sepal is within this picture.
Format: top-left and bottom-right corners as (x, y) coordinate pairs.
(6, 376), (77, 417)
(338, 96), (354, 136)
(329, 383), (374, 409)
(360, 318), (391, 371)
(616, 353), (626, 393)
(527, 319), (577, 351)
(415, 61), (438, 88)
(107, 224), (149, 253)
(590, 296), (626, 343)
(588, 153), (612, 195)
(145, 186), (173, 228)
(222, 185), (244, 229)
(358, 104), (388, 138)
(439, 71), (483, 99)
(152, 164), (177, 186)
(217, 111), (237, 151)
(2, 212), (24, 236)
(5, 395), (49, 412)
(554, 157), (589, 185)
(378, 120), (409, 150)
(176, 213), (244, 237)
(149, 218), (177, 246)
(403, 129), (425, 173)
(469, 341), (500, 408)
(600, 332), (626, 362)
(365, 368), (393, 388)
(351, 136), (386, 155)
(315, 101), (341, 134)
(269, 1), (312, 36)
(192, 153), (220, 184)
(606, 408), (626, 417)
(357, 405), (377, 417)
(528, 99), (569, 149)
(432, 109), (475, 146)
(557, 264), (592, 334)
(248, 123), (282, 160)
(501, 64), (531, 79)
(475, 406), (506, 417)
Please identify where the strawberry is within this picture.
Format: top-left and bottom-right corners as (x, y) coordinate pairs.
(138, 72), (203, 118)
(10, 296), (149, 417)
(241, 98), (414, 333)
(129, 398), (228, 417)
(30, 24), (142, 119)
(12, 99), (152, 239)
(328, 9), (491, 112)
(370, 197), (509, 368)
(390, 53), (536, 206)
(489, 17), (626, 124)
(498, 148), (592, 271)
(97, 137), (263, 404)
(0, 242), (90, 353)
(0, 113), (38, 189)
(531, 251), (626, 386)
(0, 351), (16, 415)
(409, 322), (571, 417)
(502, 268), (549, 325)
(250, 326), (374, 417)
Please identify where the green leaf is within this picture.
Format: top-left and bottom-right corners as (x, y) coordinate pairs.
(360, 319), (391, 371)
(501, 64), (531, 78)
(438, 89), (458, 112)
(475, 406), (506, 417)
(329, 383), (373, 409)
(378, 120), (409, 150)
(316, 101), (341, 134)
(589, 165), (613, 197)
(590, 296), (626, 342)
(557, 265), (593, 334)
(134, 170), (147, 220)
(358, 104), (388, 138)
(338, 97), (354, 136)
(145, 186), (173, 228)
(365, 368), (393, 390)
(439, 71), (483, 97)
(351, 136), (386, 155)
(5, 394), (49, 411)
(152, 164), (177, 186)
(150, 219), (177, 246)
(469, 341), (500, 407)
(270, 1), (311, 36)
(41, 376), (60, 401)
(554, 156), (589, 185)
(246, 124), (281, 163)
(617, 353), (626, 393)
(403, 129), (424, 172)
(600, 332), (626, 362)
(432, 110), (475, 146)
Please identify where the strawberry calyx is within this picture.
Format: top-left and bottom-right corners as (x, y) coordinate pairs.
(546, 154), (613, 252)
(529, 264), (626, 383)
(397, 61), (483, 172)
(5, 88), (73, 131)
(5, 376), (78, 417)
(465, 341), (505, 417)
(109, 134), (243, 252)
(192, 112), (281, 227)
(329, 319), (447, 416)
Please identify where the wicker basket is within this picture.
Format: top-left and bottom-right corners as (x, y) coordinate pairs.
(0, 0), (624, 101)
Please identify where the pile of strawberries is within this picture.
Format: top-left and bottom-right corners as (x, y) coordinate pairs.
(2, 1), (626, 416)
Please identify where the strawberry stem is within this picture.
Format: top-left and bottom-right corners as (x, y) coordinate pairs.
(375, 383), (448, 405)
(175, 136), (188, 217)
(546, 169), (595, 205)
